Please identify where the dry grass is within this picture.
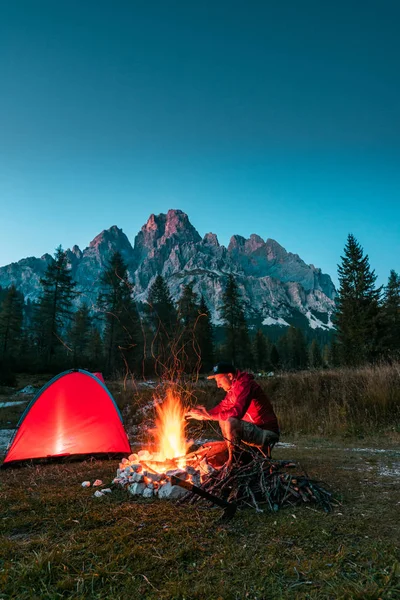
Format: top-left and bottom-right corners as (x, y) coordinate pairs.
(259, 363), (400, 437)
(1, 441), (399, 599)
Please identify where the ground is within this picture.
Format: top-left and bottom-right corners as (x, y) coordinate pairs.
(1, 435), (399, 600)
(1, 379), (399, 599)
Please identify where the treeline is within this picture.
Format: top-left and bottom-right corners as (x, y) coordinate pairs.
(0, 234), (399, 383)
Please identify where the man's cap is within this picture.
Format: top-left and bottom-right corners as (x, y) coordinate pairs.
(207, 362), (237, 379)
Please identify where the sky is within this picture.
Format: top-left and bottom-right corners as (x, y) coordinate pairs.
(0, 0), (399, 288)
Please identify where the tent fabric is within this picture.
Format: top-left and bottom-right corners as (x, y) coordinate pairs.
(92, 372), (105, 383)
(3, 370), (131, 465)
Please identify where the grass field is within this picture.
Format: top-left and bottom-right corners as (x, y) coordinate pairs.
(1, 438), (399, 599)
(1, 371), (399, 599)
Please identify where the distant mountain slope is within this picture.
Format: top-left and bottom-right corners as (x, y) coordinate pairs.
(0, 209), (336, 331)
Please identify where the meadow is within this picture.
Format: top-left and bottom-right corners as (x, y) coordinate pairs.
(1, 365), (399, 599)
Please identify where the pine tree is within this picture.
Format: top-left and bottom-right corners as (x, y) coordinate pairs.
(0, 285), (24, 363)
(335, 234), (381, 365)
(98, 251), (142, 375)
(146, 274), (177, 373)
(308, 338), (323, 369)
(34, 246), (77, 367)
(177, 284), (198, 328)
(379, 270), (400, 359)
(68, 303), (92, 368)
(269, 344), (280, 371)
(325, 337), (340, 368)
(196, 295), (214, 373)
(176, 283), (200, 373)
(87, 327), (104, 371)
(278, 327), (308, 370)
(253, 329), (272, 372)
(219, 274), (251, 368)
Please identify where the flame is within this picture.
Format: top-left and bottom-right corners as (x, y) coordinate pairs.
(151, 388), (191, 469)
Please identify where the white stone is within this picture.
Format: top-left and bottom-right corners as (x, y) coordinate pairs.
(132, 472), (144, 483)
(199, 458), (214, 475)
(129, 483), (146, 496)
(143, 487), (153, 498)
(145, 472), (163, 483)
(158, 482), (187, 499)
(93, 479), (103, 487)
(166, 469), (188, 479)
(81, 481), (91, 487)
(130, 464), (142, 472)
(94, 490), (104, 498)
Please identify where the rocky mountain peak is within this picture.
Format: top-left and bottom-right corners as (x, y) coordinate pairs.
(245, 234), (265, 253)
(134, 209), (201, 259)
(265, 238), (288, 262)
(203, 232), (220, 246)
(70, 245), (82, 259)
(88, 226), (132, 254)
(228, 234), (247, 252)
(90, 225), (121, 248)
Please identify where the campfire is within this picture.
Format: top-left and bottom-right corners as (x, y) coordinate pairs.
(112, 388), (213, 499)
(90, 387), (339, 516)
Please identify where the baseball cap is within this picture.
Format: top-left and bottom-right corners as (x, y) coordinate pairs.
(207, 362), (237, 379)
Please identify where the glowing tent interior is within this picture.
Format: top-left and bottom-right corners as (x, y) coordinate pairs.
(2, 370), (131, 466)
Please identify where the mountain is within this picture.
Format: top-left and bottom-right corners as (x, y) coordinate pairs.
(0, 209), (336, 332)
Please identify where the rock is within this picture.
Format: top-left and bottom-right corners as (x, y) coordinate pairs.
(130, 464), (142, 472)
(158, 482), (187, 499)
(145, 472), (163, 483)
(129, 483), (146, 496)
(143, 487), (154, 498)
(165, 469), (188, 479)
(17, 385), (36, 395)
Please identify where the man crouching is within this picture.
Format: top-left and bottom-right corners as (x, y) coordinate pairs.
(186, 362), (280, 468)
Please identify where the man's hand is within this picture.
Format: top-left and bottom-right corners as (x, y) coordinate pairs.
(185, 405), (210, 421)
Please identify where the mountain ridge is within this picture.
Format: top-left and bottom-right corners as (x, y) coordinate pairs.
(0, 209), (336, 331)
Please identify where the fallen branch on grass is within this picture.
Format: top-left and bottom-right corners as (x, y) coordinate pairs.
(177, 450), (339, 514)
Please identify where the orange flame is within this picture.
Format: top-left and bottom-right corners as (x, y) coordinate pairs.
(152, 388), (191, 468)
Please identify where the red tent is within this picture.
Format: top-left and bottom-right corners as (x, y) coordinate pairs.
(3, 370), (131, 466)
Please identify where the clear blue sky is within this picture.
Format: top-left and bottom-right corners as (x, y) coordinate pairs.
(0, 0), (399, 287)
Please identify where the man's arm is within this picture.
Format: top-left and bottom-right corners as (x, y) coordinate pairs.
(185, 405), (221, 421)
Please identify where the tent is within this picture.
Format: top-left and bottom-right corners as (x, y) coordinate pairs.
(2, 369), (131, 466)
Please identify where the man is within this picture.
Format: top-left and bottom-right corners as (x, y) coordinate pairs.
(186, 362), (279, 467)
